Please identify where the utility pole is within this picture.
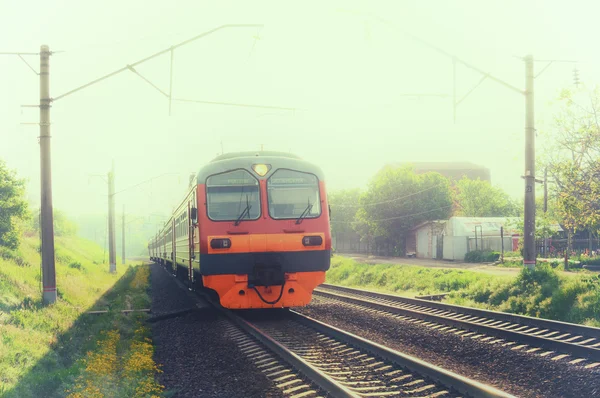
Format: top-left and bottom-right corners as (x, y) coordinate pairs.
(523, 55), (536, 270)
(108, 162), (116, 273)
(342, 11), (577, 269)
(3, 26), (297, 306)
(122, 204), (125, 265)
(40, 45), (56, 305)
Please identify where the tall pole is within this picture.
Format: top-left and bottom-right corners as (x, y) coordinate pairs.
(40, 45), (57, 305)
(523, 54), (536, 269)
(122, 204), (125, 265)
(108, 162), (116, 273)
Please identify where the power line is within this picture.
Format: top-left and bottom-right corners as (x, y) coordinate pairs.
(331, 204), (453, 224)
(113, 173), (182, 196)
(332, 183), (444, 209)
(330, 165), (487, 209)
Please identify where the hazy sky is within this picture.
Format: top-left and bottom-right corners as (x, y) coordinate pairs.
(2, 1), (599, 223)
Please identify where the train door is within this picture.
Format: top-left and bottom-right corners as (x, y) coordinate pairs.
(187, 201), (193, 287)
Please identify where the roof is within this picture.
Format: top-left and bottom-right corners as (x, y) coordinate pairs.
(210, 151), (301, 162)
(389, 161), (488, 171)
(448, 216), (563, 236)
(385, 161), (491, 182)
(410, 220), (447, 232)
(197, 151), (325, 183)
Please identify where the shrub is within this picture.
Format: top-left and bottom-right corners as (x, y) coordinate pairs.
(68, 261), (82, 270)
(0, 247), (31, 267)
(580, 256), (600, 266)
(464, 250), (500, 263)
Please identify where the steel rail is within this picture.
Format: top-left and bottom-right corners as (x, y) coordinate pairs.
(159, 263), (513, 397)
(315, 285), (600, 362)
(319, 284), (600, 339)
(219, 308), (360, 398)
(288, 310), (514, 398)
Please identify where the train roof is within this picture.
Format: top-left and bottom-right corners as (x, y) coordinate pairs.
(210, 151), (301, 162)
(197, 151), (325, 183)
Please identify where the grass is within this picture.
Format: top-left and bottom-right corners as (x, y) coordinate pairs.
(0, 235), (164, 397)
(326, 255), (600, 327)
(325, 256), (507, 297)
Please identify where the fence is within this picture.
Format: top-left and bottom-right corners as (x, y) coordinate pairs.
(536, 238), (600, 258)
(334, 231), (600, 260)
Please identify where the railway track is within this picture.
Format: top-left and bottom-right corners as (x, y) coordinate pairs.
(161, 265), (512, 397)
(314, 284), (600, 366)
(226, 309), (513, 398)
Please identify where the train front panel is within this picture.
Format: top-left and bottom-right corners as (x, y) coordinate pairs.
(195, 154), (331, 309)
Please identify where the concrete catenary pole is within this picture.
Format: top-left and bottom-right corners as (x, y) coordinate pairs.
(523, 54), (536, 269)
(122, 204), (125, 265)
(40, 45), (57, 305)
(108, 162), (116, 273)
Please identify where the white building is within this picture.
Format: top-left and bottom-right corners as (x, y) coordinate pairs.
(407, 216), (560, 261)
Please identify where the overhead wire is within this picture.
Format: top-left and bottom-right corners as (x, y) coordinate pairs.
(332, 182), (445, 209)
(330, 204), (454, 224)
(330, 165), (487, 209)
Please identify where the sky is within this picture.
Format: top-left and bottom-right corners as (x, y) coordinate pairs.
(2, 0), (599, 228)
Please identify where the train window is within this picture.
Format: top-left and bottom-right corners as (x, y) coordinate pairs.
(267, 169), (321, 220)
(206, 169), (261, 222)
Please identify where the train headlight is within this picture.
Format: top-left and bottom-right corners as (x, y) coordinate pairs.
(252, 164), (271, 177)
(302, 236), (323, 246)
(211, 238), (232, 249)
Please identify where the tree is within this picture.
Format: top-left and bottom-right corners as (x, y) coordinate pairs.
(328, 188), (362, 250)
(354, 166), (453, 255)
(0, 159), (28, 249)
(454, 177), (520, 217)
(28, 208), (78, 237)
(543, 86), (600, 238)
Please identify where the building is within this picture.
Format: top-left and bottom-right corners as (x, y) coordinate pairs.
(407, 216), (563, 261)
(386, 161), (491, 183)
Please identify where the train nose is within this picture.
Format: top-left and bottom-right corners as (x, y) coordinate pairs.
(248, 254), (285, 287)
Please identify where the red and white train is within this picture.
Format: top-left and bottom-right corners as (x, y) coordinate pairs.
(149, 150), (331, 309)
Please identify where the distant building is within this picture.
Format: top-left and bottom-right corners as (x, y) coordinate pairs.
(385, 161), (491, 182)
(407, 216), (563, 261)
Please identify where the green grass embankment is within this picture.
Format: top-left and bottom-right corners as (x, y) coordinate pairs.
(326, 256), (600, 327)
(0, 236), (163, 397)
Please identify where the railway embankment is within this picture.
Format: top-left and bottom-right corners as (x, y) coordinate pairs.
(149, 262), (285, 398)
(327, 255), (600, 327)
(0, 236), (162, 397)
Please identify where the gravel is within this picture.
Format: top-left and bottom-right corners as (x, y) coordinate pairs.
(149, 263), (285, 398)
(296, 297), (600, 398)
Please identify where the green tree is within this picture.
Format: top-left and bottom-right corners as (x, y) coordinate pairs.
(328, 188), (362, 250)
(28, 208), (78, 237)
(0, 159), (28, 249)
(543, 86), (600, 237)
(354, 166), (453, 254)
(454, 177), (520, 217)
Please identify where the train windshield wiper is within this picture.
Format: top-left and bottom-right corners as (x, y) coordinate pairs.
(234, 196), (251, 226)
(295, 201), (313, 225)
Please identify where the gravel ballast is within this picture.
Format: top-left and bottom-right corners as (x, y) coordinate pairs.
(149, 263), (285, 398)
(297, 297), (600, 398)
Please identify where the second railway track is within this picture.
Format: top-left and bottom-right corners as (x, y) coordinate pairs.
(227, 309), (514, 398)
(314, 283), (600, 366)
(163, 264), (513, 397)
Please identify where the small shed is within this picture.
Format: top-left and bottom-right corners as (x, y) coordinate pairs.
(408, 220), (447, 259)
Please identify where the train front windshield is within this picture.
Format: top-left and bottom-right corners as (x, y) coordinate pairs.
(206, 170), (261, 221)
(267, 169), (321, 219)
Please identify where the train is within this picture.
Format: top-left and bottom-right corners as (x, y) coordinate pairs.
(148, 150), (332, 309)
